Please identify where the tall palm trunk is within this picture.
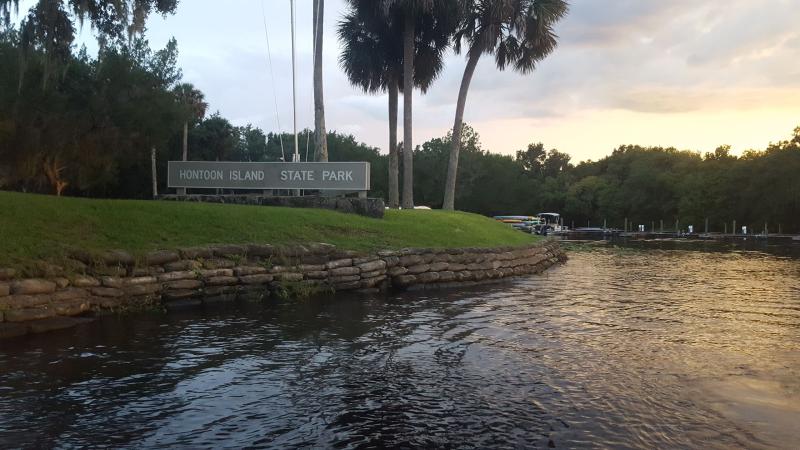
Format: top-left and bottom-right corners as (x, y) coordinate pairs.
(178, 120), (188, 195)
(313, 0), (328, 161)
(443, 49), (481, 210)
(151, 147), (158, 199)
(182, 121), (188, 160)
(401, 17), (414, 209)
(388, 79), (400, 208)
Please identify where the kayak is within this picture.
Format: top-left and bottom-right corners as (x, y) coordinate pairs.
(493, 215), (536, 222)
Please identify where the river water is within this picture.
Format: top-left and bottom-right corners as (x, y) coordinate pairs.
(1, 243), (799, 449)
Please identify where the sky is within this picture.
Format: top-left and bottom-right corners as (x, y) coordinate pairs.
(15, 0), (800, 161)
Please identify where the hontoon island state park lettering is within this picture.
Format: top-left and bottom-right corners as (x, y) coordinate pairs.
(178, 169), (354, 182)
(168, 161), (369, 190)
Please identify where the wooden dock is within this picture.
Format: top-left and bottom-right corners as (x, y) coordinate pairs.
(562, 229), (800, 243)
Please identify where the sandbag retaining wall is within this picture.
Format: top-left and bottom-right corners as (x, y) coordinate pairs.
(0, 240), (566, 339)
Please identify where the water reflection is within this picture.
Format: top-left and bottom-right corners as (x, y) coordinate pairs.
(1, 246), (798, 448)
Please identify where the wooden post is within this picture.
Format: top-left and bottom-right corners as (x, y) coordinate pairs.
(675, 219), (679, 233)
(151, 147), (158, 199)
(624, 217), (628, 233)
(651, 221), (654, 232)
(724, 222), (727, 234)
(733, 220), (736, 235)
(603, 219), (607, 230)
(705, 218), (709, 234)
(358, 190), (367, 199)
(660, 219), (664, 233)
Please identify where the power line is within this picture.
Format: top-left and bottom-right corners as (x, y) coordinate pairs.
(261, 0), (285, 162)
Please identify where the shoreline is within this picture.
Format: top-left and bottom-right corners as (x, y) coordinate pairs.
(0, 240), (566, 340)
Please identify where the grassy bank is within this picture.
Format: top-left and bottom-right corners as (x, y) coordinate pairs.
(0, 191), (537, 268)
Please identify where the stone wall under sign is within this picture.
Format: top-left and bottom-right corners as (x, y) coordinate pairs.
(0, 240), (566, 339)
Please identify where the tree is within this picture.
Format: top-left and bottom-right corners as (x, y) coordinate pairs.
(339, 2), (401, 207)
(0, 31), (184, 197)
(442, 0), (568, 210)
(173, 83), (208, 162)
(2, 1), (178, 40)
(338, 0), (452, 207)
(4, 0), (178, 88)
(312, 0), (328, 162)
(234, 125), (269, 162)
(398, 0), (416, 209)
(190, 113), (237, 162)
(339, 0), (456, 207)
(517, 142), (547, 174)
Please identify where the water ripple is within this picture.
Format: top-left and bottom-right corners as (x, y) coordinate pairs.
(0, 247), (798, 448)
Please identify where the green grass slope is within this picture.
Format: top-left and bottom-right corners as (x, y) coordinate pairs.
(0, 191), (537, 267)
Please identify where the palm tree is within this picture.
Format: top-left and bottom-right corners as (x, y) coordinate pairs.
(338, 6), (401, 207)
(312, 0), (328, 162)
(173, 83), (207, 195)
(340, 0), (457, 208)
(173, 83), (208, 162)
(442, 0), (568, 210)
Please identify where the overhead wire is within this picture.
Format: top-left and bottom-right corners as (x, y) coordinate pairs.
(261, 0), (286, 162)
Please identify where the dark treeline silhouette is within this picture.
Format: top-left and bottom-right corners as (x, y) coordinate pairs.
(1, 28), (798, 233)
(410, 126), (800, 234)
(0, 29), (385, 199)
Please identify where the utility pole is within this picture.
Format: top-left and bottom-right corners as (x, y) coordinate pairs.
(290, 0), (299, 163)
(290, 0), (300, 196)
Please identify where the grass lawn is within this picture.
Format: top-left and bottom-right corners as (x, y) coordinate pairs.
(0, 191), (538, 268)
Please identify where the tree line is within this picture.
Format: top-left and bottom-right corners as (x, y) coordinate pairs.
(411, 126), (800, 234)
(0, 25), (386, 198)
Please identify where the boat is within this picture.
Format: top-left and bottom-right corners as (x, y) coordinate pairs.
(535, 212), (566, 235)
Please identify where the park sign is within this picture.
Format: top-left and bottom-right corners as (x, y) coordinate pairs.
(167, 161), (370, 191)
